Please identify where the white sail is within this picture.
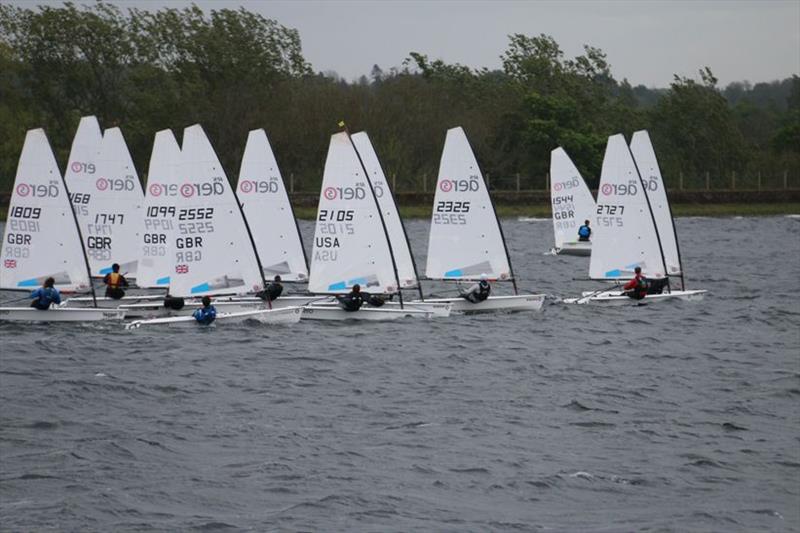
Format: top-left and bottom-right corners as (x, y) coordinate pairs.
(136, 129), (181, 289)
(87, 127), (144, 276)
(308, 132), (399, 294)
(589, 134), (666, 280)
(425, 127), (511, 281)
(550, 147), (596, 248)
(65, 118), (144, 276)
(237, 129), (308, 281)
(630, 130), (681, 276)
(351, 131), (418, 288)
(1, 129), (90, 292)
(168, 124), (264, 298)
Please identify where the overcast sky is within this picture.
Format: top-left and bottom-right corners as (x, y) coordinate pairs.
(13, 0), (800, 87)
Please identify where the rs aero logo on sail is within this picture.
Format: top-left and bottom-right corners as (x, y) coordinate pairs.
(323, 183), (367, 201)
(553, 176), (581, 191)
(16, 181), (59, 197)
(440, 174), (480, 193)
(239, 177), (280, 194)
(96, 175), (137, 192)
(149, 177), (226, 198)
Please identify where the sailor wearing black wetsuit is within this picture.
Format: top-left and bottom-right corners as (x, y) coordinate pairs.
(461, 275), (491, 304)
(258, 275), (283, 301)
(336, 284), (364, 312)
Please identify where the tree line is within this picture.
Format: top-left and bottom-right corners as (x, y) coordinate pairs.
(1, 2), (798, 194)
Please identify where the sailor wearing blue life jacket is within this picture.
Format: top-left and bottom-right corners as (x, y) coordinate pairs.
(578, 220), (591, 242)
(30, 277), (61, 310)
(461, 273), (491, 304)
(192, 295), (217, 325)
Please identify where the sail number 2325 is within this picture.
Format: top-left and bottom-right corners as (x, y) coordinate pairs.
(434, 200), (470, 225)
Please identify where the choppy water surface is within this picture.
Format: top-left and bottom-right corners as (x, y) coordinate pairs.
(1, 216), (799, 531)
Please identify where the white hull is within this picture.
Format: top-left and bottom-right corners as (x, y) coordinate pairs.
(423, 294), (545, 314)
(216, 295), (331, 307)
(553, 241), (592, 256)
(0, 307), (126, 322)
(120, 299), (268, 319)
(381, 300), (451, 317)
(218, 296), (451, 317)
(125, 306), (303, 329)
(65, 294), (166, 308)
(563, 289), (708, 305)
(300, 305), (433, 321)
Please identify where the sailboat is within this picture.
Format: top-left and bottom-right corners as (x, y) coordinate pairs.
(564, 133), (706, 305)
(549, 147), (596, 256)
(124, 125), (303, 326)
(302, 130), (432, 321)
(67, 128), (178, 309)
(0, 129), (125, 321)
(421, 127), (545, 313)
(348, 132), (451, 317)
(65, 118), (144, 277)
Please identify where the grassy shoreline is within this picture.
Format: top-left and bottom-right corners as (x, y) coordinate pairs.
(0, 203), (798, 222)
(294, 203), (800, 220)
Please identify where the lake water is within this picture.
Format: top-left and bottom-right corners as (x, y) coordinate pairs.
(1, 216), (799, 531)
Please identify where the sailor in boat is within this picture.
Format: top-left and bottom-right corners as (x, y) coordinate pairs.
(192, 295), (217, 325)
(622, 266), (649, 300)
(257, 275), (283, 302)
(30, 277), (62, 310)
(361, 290), (387, 307)
(103, 263), (129, 299)
(460, 274), (491, 304)
(578, 220), (591, 242)
(336, 284), (364, 312)
(163, 294), (185, 310)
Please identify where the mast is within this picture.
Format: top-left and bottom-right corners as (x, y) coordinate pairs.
(627, 141), (670, 293)
(341, 122), (405, 309)
(61, 160), (97, 307)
